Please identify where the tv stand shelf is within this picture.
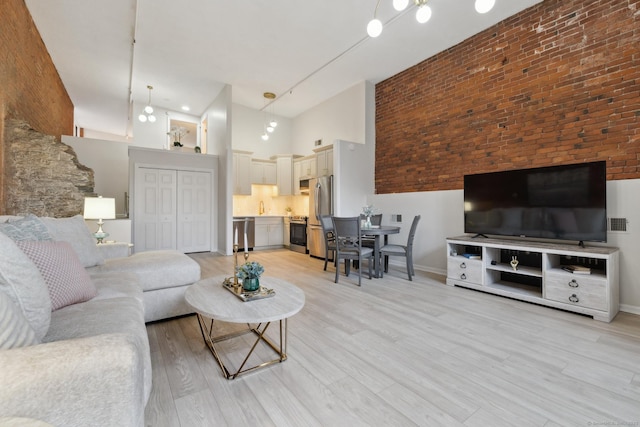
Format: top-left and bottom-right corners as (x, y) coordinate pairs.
(446, 236), (619, 322)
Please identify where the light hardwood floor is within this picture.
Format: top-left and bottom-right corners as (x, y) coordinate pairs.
(145, 249), (640, 426)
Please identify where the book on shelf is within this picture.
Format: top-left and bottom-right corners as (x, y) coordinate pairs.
(462, 253), (481, 260)
(562, 265), (591, 275)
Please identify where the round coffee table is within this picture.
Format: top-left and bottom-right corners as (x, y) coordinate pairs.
(184, 275), (305, 379)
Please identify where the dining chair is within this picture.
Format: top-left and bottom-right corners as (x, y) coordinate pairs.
(331, 216), (373, 286)
(380, 215), (421, 281)
(319, 215), (336, 271)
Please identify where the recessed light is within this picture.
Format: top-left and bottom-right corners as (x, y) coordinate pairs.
(181, 106), (190, 111)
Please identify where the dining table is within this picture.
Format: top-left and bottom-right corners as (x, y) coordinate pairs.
(361, 225), (401, 278)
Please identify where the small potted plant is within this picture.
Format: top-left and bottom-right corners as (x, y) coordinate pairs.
(236, 261), (264, 292)
(362, 205), (376, 229)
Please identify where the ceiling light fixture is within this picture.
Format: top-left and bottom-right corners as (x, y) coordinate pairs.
(367, 0), (495, 37)
(261, 92), (277, 141)
(475, 0), (496, 13)
(138, 85), (156, 123)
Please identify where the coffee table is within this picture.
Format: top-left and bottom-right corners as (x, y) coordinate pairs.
(184, 275), (305, 379)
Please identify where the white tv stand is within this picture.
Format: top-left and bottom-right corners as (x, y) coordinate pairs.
(446, 236), (619, 322)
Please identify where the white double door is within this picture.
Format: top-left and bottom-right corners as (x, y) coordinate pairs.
(134, 167), (211, 253)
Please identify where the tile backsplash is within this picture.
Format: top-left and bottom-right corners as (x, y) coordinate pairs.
(233, 185), (308, 217)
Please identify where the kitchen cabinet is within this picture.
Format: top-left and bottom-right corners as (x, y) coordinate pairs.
(251, 159), (277, 185)
(283, 216), (290, 247)
(274, 155), (293, 196)
(254, 217), (284, 249)
(297, 155), (316, 179)
(233, 151), (252, 195)
(314, 146), (333, 177)
(293, 160), (302, 195)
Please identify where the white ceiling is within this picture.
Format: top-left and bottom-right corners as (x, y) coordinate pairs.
(25, 0), (541, 138)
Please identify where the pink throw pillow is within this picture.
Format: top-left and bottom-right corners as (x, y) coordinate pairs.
(16, 241), (97, 311)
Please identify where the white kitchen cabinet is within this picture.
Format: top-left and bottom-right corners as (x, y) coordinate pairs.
(274, 155), (293, 196)
(251, 159), (277, 185)
(293, 159), (302, 195)
(297, 155), (316, 179)
(233, 151), (252, 195)
(254, 217), (284, 249)
(283, 216), (290, 247)
(314, 146), (333, 177)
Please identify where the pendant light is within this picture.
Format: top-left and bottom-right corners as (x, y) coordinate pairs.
(367, 0), (496, 37)
(260, 92), (277, 141)
(138, 85), (156, 123)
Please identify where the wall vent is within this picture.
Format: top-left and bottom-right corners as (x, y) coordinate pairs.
(608, 217), (628, 232)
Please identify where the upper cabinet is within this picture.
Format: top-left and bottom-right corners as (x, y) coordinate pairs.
(251, 159), (277, 185)
(274, 155), (295, 196)
(297, 155), (316, 179)
(314, 145), (333, 177)
(233, 151), (252, 195)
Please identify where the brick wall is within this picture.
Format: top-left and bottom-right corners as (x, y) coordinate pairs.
(0, 0), (73, 138)
(375, 0), (640, 194)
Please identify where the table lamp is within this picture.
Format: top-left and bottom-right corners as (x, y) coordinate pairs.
(83, 196), (116, 243)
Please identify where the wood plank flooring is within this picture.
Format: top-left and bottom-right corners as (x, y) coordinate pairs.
(145, 249), (640, 426)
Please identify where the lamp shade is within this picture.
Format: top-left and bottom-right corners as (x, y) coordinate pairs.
(83, 197), (116, 220)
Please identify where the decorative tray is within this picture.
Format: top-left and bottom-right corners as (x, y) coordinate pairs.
(222, 277), (275, 302)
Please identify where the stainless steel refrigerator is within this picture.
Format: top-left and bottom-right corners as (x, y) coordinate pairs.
(307, 175), (333, 258)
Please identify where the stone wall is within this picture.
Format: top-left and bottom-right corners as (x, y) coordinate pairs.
(3, 119), (94, 217)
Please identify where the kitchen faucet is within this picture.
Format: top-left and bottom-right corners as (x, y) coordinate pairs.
(259, 201), (265, 215)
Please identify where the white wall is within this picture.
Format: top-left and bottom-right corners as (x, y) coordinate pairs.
(291, 81), (367, 155)
(604, 178), (640, 314)
(204, 85), (232, 255)
(232, 104), (292, 158)
(62, 135), (130, 217)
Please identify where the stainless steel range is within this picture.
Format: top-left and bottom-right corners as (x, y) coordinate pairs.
(289, 215), (308, 254)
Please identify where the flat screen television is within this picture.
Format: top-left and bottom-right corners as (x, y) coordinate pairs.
(464, 161), (607, 243)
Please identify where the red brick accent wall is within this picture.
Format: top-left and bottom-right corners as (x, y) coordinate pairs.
(0, 0), (73, 139)
(375, 0), (640, 194)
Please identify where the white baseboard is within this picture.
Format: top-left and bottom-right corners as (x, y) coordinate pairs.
(619, 304), (640, 316)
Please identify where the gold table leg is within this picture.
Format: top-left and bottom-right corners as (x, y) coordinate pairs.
(195, 313), (288, 380)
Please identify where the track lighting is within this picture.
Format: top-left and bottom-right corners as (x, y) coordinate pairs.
(367, 0), (496, 37)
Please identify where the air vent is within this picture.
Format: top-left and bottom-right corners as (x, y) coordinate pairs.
(608, 217), (628, 232)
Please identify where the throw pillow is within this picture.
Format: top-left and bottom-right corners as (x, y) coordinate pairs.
(0, 232), (51, 340)
(16, 240), (97, 311)
(0, 214), (53, 241)
(40, 215), (105, 268)
(0, 289), (39, 349)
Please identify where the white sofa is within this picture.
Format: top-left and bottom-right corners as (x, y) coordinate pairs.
(0, 215), (201, 426)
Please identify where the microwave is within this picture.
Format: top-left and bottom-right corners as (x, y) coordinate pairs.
(299, 178), (310, 193)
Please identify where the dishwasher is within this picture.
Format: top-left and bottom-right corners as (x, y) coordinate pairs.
(233, 217), (255, 251)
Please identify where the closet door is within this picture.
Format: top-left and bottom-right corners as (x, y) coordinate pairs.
(134, 168), (177, 252)
(176, 170), (211, 253)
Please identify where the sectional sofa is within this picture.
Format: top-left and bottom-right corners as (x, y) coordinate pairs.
(0, 214), (201, 426)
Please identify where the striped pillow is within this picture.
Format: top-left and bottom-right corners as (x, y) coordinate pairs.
(16, 241), (97, 311)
